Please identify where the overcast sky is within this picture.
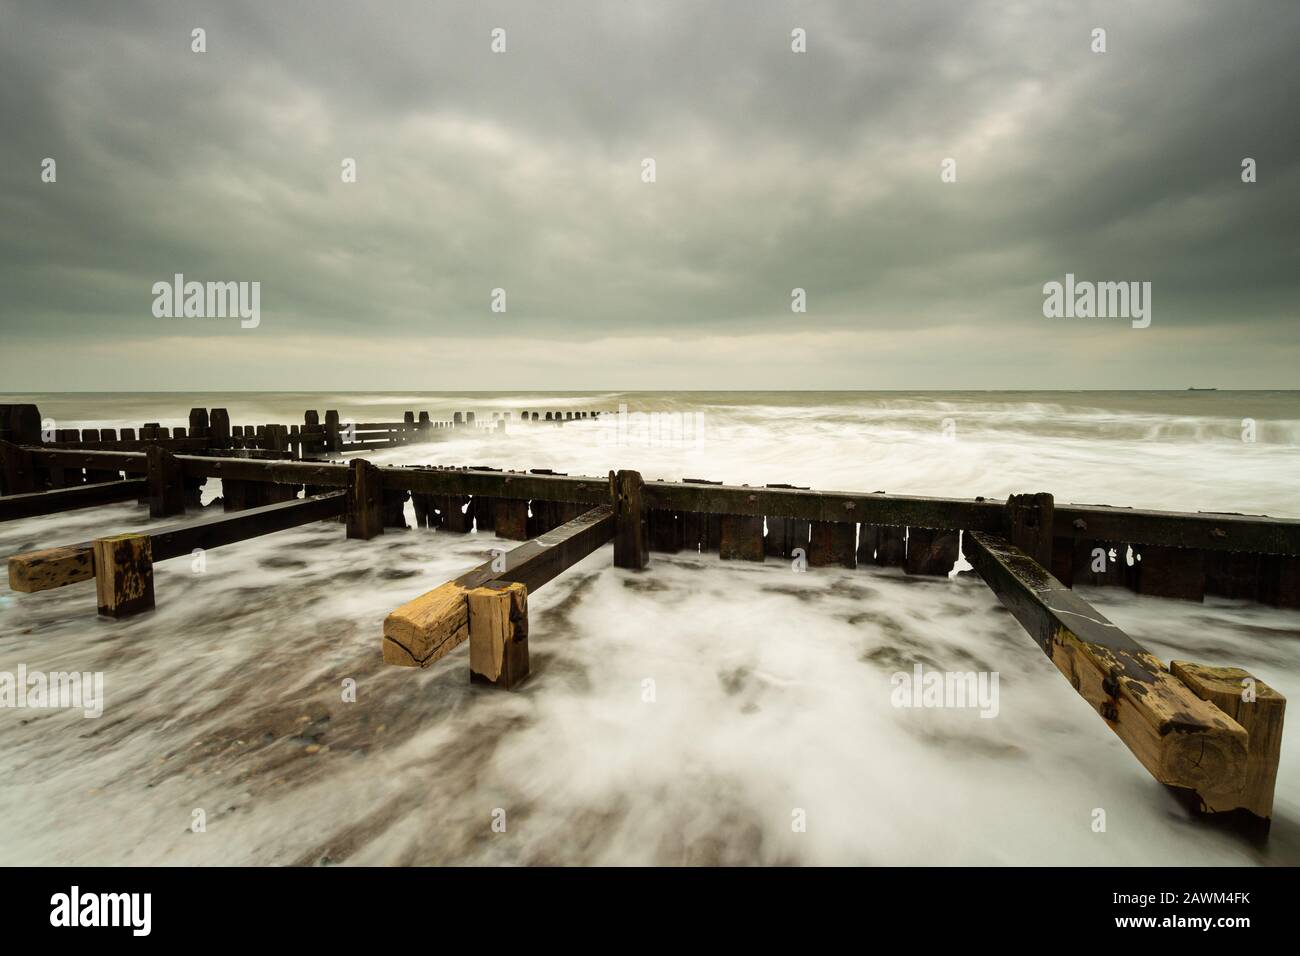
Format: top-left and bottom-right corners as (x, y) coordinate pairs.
(1, 0), (1297, 390)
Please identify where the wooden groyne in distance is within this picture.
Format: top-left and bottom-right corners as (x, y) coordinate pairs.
(0, 402), (1294, 827)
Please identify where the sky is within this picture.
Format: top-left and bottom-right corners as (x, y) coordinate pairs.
(1, 0), (1297, 390)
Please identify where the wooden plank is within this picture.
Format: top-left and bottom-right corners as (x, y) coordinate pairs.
(965, 531), (1248, 797)
(1133, 544), (1206, 602)
(719, 514), (765, 562)
(857, 524), (879, 565)
(1, 440), (38, 495)
(649, 508), (682, 553)
(24, 449), (1300, 559)
(437, 495), (472, 533)
(904, 527), (959, 576)
(469, 581), (530, 689)
(0, 479), (147, 522)
(8, 543), (94, 593)
(611, 470), (648, 570)
(494, 498), (529, 540)
(808, 521), (856, 568)
(1260, 554), (1300, 608)
(875, 526), (906, 566)
(1054, 504), (1300, 557)
(1170, 662), (1285, 820)
(384, 506), (614, 667)
(92, 534), (155, 618)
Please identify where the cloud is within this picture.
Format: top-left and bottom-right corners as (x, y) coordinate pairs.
(1, 0), (1297, 388)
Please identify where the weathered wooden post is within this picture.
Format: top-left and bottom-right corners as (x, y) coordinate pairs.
(875, 527), (906, 566)
(92, 533), (155, 618)
(0, 440), (38, 495)
(904, 527), (959, 576)
(1005, 493), (1054, 568)
(469, 581), (530, 689)
(325, 410), (342, 453)
(345, 458), (384, 540)
(146, 445), (186, 518)
(611, 470), (648, 569)
(188, 408), (210, 444)
(808, 521), (856, 568)
(209, 408), (231, 449)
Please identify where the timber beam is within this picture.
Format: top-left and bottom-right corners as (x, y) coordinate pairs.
(964, 531), (1281, 818)
(6, 493), (346, 602)
(382, 504), (614, 674)
(0, 479), (148, 522)
(17, 449), (1300, 558)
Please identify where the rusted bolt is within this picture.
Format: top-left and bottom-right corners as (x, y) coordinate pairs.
(1073, 518), (1087, 531)
(844, 501), (856, 512)
(1211, 528), (1226, 538)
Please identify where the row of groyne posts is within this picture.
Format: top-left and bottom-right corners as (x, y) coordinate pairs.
(0, 402), (1294, 831)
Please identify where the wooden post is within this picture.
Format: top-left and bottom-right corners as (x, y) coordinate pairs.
(382, 488), (409, 529)
(5, 404), (41, 445)
(209, 408), (231, 449)
(472, 495), (497, 533)
(1170, 661), (1285, 821)
(719, 514), (765, 561)
(857, 524), (879, 564)
(1005, 493), (1054, 568)
(0, 440), (38, 495)
(188, 408), (210, 443)
(469, 581), (530, 689)
(904, 527), (959, 576)
(325, 410), (341, 453)
(92, 533), (155, 618)
(875, 526), (906, 566)
(611, 470), (648, 569)
(1133, 544), (1206, 601)
(437, 495), (472, 533)
(345, 458), (384, 540)
(146, 445), (185, 518)
(1260, 554), (1300, 609)
(808, 521), (856, 568)
(649, 509), (683, 553)
(494, 499), (529, 540)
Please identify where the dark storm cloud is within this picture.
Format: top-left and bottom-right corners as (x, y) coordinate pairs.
(0, 0), (1297, 388)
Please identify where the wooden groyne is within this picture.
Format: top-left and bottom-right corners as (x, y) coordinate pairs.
(0, 402), (1293, 828)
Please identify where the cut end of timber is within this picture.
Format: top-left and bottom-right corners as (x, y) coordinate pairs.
(8, 543), (94, 593)
(381, 581), (470, 667)
(1170, 660), (1285, 819)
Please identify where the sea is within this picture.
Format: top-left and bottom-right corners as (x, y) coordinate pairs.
(1, 390), (1297, 864)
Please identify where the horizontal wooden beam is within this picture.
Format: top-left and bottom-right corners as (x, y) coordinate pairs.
(22, 448), (1300, 556)
(1053, 504), (1300, 556)
(148, 492), (345, 560)
(0, 479), (148, 522)
(383, 505), (614, 667)
(38, 438), (209, 453)
(28, 447), (149, 474)
(6, 493), (345, 594)
(964, 531), (1249, 799)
